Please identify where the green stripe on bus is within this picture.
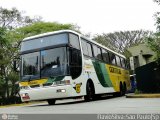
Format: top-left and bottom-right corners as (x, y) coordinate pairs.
(93, 61), (113, 87)
(100, 63), (113, 87)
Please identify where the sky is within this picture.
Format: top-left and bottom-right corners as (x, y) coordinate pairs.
(0, 0), (160, 35)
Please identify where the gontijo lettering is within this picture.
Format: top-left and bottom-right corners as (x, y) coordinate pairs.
(109, 67), (121, 74)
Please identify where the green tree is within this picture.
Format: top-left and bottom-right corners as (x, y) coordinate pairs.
(153, 0), (160, 30)
(147, 36), (160, 60)
(146, 0), (160, 61)
(0, 8), (80, 104)
(0, 7), (41, 29)
(0, 7), (41, 104)
(0, 27), (8, 102)
(16, 21), (80, 38)
(93, 30), (152, 57)
(0, 28), (17, 102)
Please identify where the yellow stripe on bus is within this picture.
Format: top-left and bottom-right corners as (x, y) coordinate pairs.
(106, 64), (130, 92)
(19, 79), (48, 86)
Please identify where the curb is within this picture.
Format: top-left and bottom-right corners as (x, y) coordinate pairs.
(126, 93), (160, 98)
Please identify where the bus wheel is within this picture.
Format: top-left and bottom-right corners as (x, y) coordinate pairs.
(47, 99), (56, 105)
(113, 82), (123, 97)
(84, 81), (95, 102)
(122, 82), (127, 95)
(119, 82), (123, 96)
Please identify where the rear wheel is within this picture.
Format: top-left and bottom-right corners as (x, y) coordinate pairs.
(47, 99), (56, 105)
(114, 82), (123, 97)
(119, 82), (123, 96)
(84, 81), (95, 102)
(122, 82), (127, 95)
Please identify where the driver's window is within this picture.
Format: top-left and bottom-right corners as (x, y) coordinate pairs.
(69, 48), (82, 79)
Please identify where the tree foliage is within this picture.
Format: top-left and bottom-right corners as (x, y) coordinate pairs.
(154, 0), (160, 4)
(93, 30), (152, 57)
(0, 7), (80, 104)
(0, 27), (18, 102)
(145, 0), (160, 61)
(0, 7), (42, 30)
(147, 36), (160, 60)
(16, 22), (80, 38)
(0, 7), (39, 103)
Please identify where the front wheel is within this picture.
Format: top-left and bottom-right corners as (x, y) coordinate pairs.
(47, 99), (56, 105)
(84, 82), (95, 102)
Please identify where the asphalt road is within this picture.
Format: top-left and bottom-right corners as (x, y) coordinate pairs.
(0, 96), (160, 114)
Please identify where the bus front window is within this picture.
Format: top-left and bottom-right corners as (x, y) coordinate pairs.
(21, 47), (68, 81)
(41, 47), (68, 78)
(22, 52), (40, 81)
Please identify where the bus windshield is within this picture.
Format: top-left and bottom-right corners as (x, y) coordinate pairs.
(22, 52), (40, 80)
(21, 47), (68, 81)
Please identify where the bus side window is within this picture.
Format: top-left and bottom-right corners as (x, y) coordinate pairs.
(125, 60), (130, 69)
(81, 40), (88, 56)
(97, 47), (102, 60)
(102, 49), (109, 63)
(123, 59), (129, 69)
(69, 48), (82, 79)
(86, 42), (93, 57)
(116, 55), (122, 67)
(109, 52), (116, 65)
(120, 58), (126, 68)
(69, 33), (80, 49)
(93, 45), (102, 60)
(81, 38), (93, 58)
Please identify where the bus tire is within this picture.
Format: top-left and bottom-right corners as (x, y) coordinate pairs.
(115, 82), (123, 97)
(47, 99), (56, 105)
(84, 81), (95, 102)
(113, 82), (123, 97)
(122, 82), (127, 95)
(120, 82), (123, 96)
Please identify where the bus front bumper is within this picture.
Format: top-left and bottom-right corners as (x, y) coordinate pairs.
(19, 85), (74, 102)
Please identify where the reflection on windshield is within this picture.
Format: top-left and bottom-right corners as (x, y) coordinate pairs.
(22, 52), (40, 80)
(21, 47), (67, 81)
(41, 47), (67, 77)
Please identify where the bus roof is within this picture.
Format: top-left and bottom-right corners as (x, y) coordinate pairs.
(22, 30), (79, 41)
(23, 30), (126, 58)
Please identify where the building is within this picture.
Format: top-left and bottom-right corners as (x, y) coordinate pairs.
(128, 44), (156, 70)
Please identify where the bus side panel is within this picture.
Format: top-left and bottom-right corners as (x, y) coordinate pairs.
(81, 58), (115, 94)
(89, 59), (130, 93)
(74, 58), (130, 96)
(105, 64), (131, 92)
(92, 61), (113, 87)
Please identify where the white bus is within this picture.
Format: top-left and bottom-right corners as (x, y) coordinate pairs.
(19, 30), (131, 105)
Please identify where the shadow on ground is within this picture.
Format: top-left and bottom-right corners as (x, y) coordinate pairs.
(27, 95), (122, 107)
